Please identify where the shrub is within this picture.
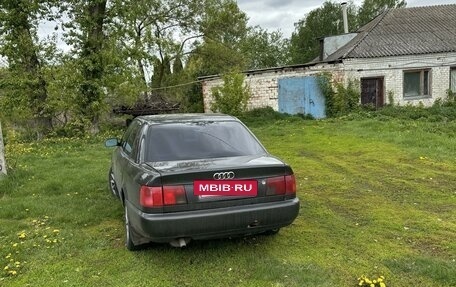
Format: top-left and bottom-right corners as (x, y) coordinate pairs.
(210, 72), (251, 117)
(318, 73), (360, 117)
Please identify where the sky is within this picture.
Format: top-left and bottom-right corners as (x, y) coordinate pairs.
(237, 0), (456, 37)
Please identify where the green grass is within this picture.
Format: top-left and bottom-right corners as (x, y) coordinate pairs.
(0, 117), (455, 286)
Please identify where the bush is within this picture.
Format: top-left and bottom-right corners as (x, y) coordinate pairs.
(210, 72), (251, 117)
(318, 74), (360, 117)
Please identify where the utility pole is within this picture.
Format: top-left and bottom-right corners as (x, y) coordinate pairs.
(0, 121), (6, 176)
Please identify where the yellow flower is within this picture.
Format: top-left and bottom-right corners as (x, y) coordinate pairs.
(12, 243), (18, 247)
(53, 229), (60, 233)
(370, 284), (375, 287)
(4, 266), (9, 270)
(380, 283), (386, 287)
(8, 270), (17, 275)
(18, 232), (26, 239)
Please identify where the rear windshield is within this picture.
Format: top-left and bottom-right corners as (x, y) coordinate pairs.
(145, 121), (265, 161)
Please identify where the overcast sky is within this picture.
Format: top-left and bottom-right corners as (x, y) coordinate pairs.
(237, 0), (456, 37)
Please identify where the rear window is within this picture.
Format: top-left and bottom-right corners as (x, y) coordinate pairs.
(145, 121), (265, 161)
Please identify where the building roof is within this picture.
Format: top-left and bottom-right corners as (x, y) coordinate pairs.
(326, 4), (456, 61)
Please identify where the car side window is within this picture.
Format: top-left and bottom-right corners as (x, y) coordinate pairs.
(123, 121), (142, 161)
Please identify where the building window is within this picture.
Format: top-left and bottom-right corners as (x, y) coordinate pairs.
(451, 67), (456, 93)
(403, 69), (431, 98)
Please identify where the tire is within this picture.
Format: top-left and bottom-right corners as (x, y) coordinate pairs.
(124, 205), (140, 251)
(108, 167), (119, 198)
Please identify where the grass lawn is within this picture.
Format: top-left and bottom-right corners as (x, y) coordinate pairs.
(0, 117), (455, 286)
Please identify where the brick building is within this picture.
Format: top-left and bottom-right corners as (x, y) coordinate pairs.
(201, 4), (456, 118)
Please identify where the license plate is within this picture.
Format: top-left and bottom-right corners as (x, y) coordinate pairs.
(194, 180), (258, 196)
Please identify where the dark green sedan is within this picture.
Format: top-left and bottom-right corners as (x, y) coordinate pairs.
(105, 114), (299, 250)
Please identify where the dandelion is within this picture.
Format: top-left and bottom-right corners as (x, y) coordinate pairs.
(53, 229), (60, 233)
(4, 266), (9, 270)
(8, 270), (17, 276)
(18, 231), (26, 239)
(12, 243), (18, 247)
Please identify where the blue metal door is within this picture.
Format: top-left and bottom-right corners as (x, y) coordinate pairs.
(278, 76), (326, 118)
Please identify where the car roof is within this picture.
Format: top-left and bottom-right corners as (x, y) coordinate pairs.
(136, 113), (238, 124)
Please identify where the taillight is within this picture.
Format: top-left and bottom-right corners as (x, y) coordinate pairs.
(266, 176), (286, 195)
(266, 175), (296, 196)
(140, 185), (187, 207)
(163, 186), (187, 205)
(285, 175), (296, 195)
(140, 186), (163, 207)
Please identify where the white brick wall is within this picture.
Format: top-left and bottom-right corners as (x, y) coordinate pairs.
(344, 52), (456, 106)
(202, 52), (456, 112)
(203, 63), (340, 112)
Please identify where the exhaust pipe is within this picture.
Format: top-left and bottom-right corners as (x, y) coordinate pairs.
(169, 238), (191, 248)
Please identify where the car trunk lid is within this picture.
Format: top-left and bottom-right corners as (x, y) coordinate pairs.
(144, 155), (294, 212)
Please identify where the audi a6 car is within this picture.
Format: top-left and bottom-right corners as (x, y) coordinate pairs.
(105, 114), (299, 250)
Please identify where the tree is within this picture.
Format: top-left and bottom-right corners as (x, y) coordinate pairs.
(175, 0), (251, 112)
(242, 27), (290, 69)
(64, 0), (108, 134)
(193, 0), (250, 76)
(210, 71), (251, 116)
(289, 1), (358, 64)
(358, 0), (406, 27)
(110, 0), (203, 87)
(0, 0), (57, 138)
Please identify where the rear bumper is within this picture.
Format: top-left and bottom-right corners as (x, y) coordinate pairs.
(127, 198), (300, 243)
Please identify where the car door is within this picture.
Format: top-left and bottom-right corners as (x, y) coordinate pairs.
(117, 120), (146, 205)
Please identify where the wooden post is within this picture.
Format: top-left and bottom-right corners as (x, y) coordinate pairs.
(0, 121), (6, 176)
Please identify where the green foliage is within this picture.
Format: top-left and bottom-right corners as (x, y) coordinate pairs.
(387, 90), (395, 106)
(210, 72), (251, 116)
(318, 73), (360, 118)
(446, 89), (456, 103)
(357, 0), (406, 27)
(289, 1), (358, 64)
(242, 27), (290, 69)
(239, 107), (288, 125)
(0, 0), (56, 137)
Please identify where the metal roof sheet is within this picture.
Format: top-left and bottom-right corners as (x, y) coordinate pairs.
(327, 4), (456, 60)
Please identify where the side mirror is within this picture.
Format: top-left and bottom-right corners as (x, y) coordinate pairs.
(105, 138), (120, 147)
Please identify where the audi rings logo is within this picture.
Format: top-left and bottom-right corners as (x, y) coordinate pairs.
(213, 171), (235, 180)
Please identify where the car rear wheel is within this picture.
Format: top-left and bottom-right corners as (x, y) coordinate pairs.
(108, 168), (119, 198)
(124, 205), (140, 251)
